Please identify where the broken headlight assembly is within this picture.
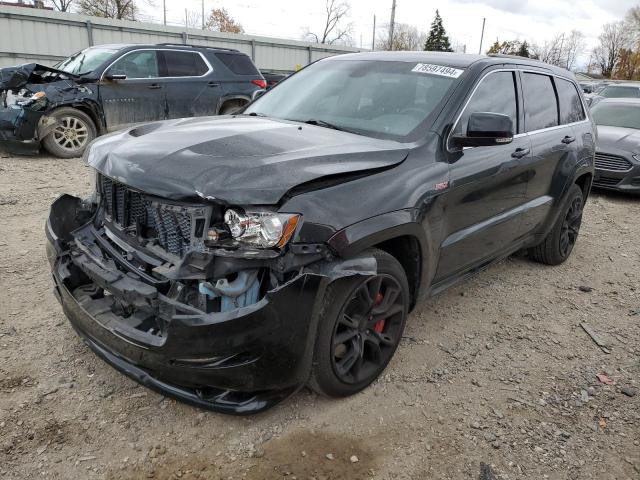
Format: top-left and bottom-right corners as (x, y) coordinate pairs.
(217, 209), (300, 249)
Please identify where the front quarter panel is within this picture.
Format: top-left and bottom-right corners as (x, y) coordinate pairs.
(284, 134), (449, 301)
(284, 134), (448, 241)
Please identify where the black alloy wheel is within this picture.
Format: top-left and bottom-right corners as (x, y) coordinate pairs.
(559, 195), (583, 258)
(331, 275), (405, 384)
(530, 183), (585, 265)
(308, 249), (409, 397)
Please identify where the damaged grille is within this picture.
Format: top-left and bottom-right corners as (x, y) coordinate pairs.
(100, 175), (205, 257)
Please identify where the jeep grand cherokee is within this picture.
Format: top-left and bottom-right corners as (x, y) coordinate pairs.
(46, 52), (595, 414)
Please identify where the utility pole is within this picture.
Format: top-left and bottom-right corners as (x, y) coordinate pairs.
(163, 0), (166, 26)
(478, 17), (485, 54)
(201, 0), (205, 29)
(372, 14), (376, 51)
(389, 0), (396, 51)
(185, 8), (188, 29)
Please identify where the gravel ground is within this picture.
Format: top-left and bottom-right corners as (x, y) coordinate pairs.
(0, 155), (638, 480)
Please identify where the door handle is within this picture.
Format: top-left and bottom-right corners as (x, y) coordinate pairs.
(562, 135), (576, 144)
(147, 84), (162, 89)
(511, 147), (530, 159)
(208, 82), (220, 87)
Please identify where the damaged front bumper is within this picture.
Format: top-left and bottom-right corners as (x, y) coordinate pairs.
(0, 103), (43, 155)
(46, 194), (373, 414)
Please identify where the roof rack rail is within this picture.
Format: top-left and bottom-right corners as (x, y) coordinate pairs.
(156, 43), (240, 52)
(488, 53), (544, 62)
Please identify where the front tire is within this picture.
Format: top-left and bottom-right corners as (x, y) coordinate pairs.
(42, 107), (97, 159)
(530, 183), (584, 265)
(308, 249), (409, 397)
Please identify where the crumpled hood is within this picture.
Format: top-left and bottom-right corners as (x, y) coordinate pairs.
(0, 63), (77, 92)
(596, 125), (640, 154)
(87, 116), (410, 204)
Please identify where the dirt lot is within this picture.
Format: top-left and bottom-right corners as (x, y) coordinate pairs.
(0, 155), (638, 480)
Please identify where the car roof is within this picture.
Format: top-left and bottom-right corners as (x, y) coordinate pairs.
(603, 83), (640, 88)
(325, 51), (574, 77)
(595, 98), (640, 106)
(86, 43), (242, 54)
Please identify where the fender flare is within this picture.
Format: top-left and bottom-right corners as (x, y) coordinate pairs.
(327, 209), (434, 304)
(537, 158), (594, 240)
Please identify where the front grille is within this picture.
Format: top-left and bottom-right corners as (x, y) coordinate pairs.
(595, 153), (633, 172)
(594, 176), (621, 187)
(100, 175), (200, 257)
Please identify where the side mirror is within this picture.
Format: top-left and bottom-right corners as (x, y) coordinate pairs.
(452, 112), (514, 148)
(585, 97), (593, 107)
(105, 73), (127, 81)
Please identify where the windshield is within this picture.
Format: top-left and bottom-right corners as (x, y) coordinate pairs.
(245, 59), (461, 141)
(56, 47), (120, 75)
(592, 103), (640, 130)
(600, 85), (640, 99)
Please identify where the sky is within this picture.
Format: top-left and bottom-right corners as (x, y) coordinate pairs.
(139, 0), (637, 68)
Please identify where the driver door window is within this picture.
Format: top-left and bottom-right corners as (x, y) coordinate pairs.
(106, 50), (159, 79)
(452, 71), (518, 140)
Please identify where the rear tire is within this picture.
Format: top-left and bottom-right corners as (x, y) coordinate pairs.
(42, 107), (96, 159)
(308, 249), (409, 397)
(530, 184), (584, 265)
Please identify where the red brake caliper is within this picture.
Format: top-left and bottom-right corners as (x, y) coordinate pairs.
(373, 292), (385, 333)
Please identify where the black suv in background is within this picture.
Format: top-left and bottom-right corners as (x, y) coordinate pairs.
(0, 44), (265, 157)
(46, 52), (595, 414)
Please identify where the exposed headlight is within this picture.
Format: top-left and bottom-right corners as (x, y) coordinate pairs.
(223, 209), (300, 249)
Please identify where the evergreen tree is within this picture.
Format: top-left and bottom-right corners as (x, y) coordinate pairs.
(487, 40), (502, 55)
(517, 41), (530, 58)
(424, 10), (453, 52)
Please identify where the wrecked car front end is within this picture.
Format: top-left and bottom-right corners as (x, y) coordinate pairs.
(45, 178), (373, 414)
(0, 63), (96, 154)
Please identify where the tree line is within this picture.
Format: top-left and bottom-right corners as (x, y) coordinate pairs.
(44, 0), (244, 33)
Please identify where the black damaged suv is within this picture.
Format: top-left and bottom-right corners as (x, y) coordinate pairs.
(46, 52), (595, 414)
(0, 43), (265, 158)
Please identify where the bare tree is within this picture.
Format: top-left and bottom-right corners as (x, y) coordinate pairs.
(304, 0), (353, 45)
(185, 9), (201, 29)
(205, 7), (244, 34)
(563, 30), (585, 70)
(530, 30), (585, 70)
(48, 0), (74, 11)
(592, 21), (633, 78)
(375, 22), (425, 51)
(627, 6), (640, 40)
(78, 0), (137, 20)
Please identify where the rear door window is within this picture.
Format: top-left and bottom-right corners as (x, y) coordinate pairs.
(106, 50), (159, 79)
(162, 51), (209, 77)
(555, 78), (586, 124)
(453, 70), (518, 137)
(522, 73), (559, 132)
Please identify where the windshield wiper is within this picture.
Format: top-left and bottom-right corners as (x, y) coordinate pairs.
(302, 119), (358, 134)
